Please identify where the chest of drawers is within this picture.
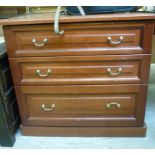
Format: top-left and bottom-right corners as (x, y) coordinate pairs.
(1, 12), (155, 137)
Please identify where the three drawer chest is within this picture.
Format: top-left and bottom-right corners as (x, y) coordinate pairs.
(1, 12), (155, 136)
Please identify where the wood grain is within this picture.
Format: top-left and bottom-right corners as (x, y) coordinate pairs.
(3, 22), (148, 58)
(9, 54), (151, 85)
(0, 12), (155, 25)
(2, 13), (155, 137)
(20, 124), (147, 137)
(14, 84), (147, 127)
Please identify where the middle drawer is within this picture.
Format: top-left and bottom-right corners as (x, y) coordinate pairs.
(9, 54), (151, 86)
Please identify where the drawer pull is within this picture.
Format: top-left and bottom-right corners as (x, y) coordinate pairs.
(107, 36), (124, 45)
(36, 69), (51, 77)
(106, 102), (121, 109)
(107, 67), (122, 76)
(41, 104), (55, 111)
(32, 38), (48, 47)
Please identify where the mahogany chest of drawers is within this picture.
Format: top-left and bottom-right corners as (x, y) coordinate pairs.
(1, 12), (155, 136)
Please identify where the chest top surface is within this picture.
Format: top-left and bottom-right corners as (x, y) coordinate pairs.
(0, 12), (155, 26)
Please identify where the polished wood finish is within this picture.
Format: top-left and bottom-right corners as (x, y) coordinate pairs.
(21, 124), (146, 137)
(14, 84), (147, 127)
(1, 13), (155, 137)
(9, 55), (151, 85)
(3, 22), (152, 58)
(1, 12), (155, 25)
(15, 25), (141, 49)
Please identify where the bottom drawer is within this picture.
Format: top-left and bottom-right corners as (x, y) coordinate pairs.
(15, 84), (147, 127)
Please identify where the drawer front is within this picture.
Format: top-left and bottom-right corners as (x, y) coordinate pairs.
(16, 28), (140, 48)
(14, 84), (147, 127)
(9, 55), (151, 85)
(28, 94), (135, 116)
(4, 22), (150, 58)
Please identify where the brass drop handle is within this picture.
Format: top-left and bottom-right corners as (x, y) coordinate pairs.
(32, 38), (48, 47)
(41, 104), (55, 111)
(107, 67), (122, 76)
(36, 69), (51, 77)
(107, 36), (124, 45)
(106, 102), (121, 109)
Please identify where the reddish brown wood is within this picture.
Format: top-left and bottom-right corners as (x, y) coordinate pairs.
(9, 54), (151, 86)
(20, 124), (147, 137)
(14, 84), (147, 127)
(15, 28), (140, 48)
(3, 22), (151, 58)
(0, 12), (155, 25)
(1, 13), (155, 137)
(143, 23), (155, 52)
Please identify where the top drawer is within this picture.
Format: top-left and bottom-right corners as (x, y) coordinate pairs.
(3, 22), (152, 58)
